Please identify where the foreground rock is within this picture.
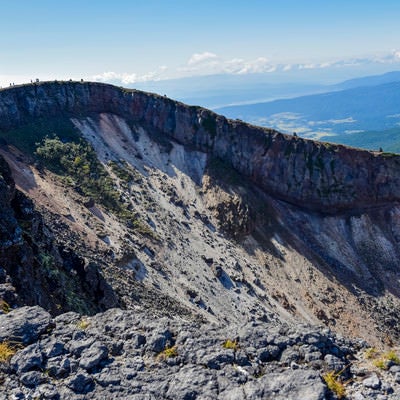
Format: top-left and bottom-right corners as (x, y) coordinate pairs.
(0, 306), (52, 345)
(1, 306), (399, 399)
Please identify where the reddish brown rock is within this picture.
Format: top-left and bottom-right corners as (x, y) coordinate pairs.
(0, 81), (399, 213)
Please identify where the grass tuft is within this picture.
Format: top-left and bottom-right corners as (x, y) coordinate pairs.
(373, 358), (388, 370)
(222, 339), (239, 351)
(364, 347), (378, 359)
(0, 342), (17, 363)
(76, 318), (90, 330)
(0, 300), (10, 314)
(384, 350), (400, 364)
(367, 348), (400, 370)
(158, 345), (178, 360)
(323, 371), (346, 399)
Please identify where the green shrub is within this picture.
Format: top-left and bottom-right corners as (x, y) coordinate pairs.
(35, 136), (153, 236)
(36, 136), (121, 211)
(108, 160), (134, 183)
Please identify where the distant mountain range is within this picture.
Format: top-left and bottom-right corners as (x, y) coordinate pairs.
(134, 74), (330, 109)
(216, 71), (400, 152)
(336, 70), (400, 90)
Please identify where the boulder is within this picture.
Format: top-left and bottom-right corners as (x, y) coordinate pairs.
(0, 306), (52, 345)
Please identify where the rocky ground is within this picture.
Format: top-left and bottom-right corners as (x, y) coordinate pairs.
(1, 306), (400, 399)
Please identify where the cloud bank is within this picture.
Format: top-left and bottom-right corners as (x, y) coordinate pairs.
(92, 49), (400, 86)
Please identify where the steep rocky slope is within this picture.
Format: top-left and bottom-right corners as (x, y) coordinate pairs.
(0, 81), (400, 398)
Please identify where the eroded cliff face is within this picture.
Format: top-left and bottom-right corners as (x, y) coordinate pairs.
(0, 81), (399, 212)
(0, 82), (400, 347)
(0, 153), (118, 315)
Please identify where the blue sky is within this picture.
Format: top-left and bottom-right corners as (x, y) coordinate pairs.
(1, 0), (400, 86)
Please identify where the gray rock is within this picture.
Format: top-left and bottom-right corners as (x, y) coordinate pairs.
(363, 373), (381, 389)
(389, 365), (400, 373)
(79, 342), (108, 370)
(146, 330), (173, 353)
(53, 311), (81, 325)
(0, 306), (52, 345)
(66, 372), (94, 394)
(201, 350), (235, 370)
(122, 357), (145, 380)
(381, 381), (394, 394)
(11, 342), (43, 373)
(243, 370), (326, 400)
(8, 389), (25, 400)
(165, 366), (218, 400)
(291, 361), (300, 369)
(93, 367), (121, 387)
(257, 344), (281, 362)
(46, 355), (72, 378)
(122, 367), (138, 380)
(42, 339), (65, 358)
(265, 344), (281, 360)
(67, 338), (95, 356)
(109, 340), (124, 356)
(218, 387), (246, 400)
(235, 349), (251, 366)
(32, 383), (60, 399)
(71, 329), (86, 341)
(280, 347), (300, 365)
(304, 350), (322, 363)
(324, 354), (346, 373)
(19, 370), (48, 388)
(124, 356), (145, 371)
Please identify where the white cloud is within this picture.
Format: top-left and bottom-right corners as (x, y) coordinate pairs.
(233, 57), (275, 74)
(93, 66), (168, 84)
(188, 52), (218, 66)
(223, 58), (245, 73)
(179, 54), (279, 76)
(183, 54), (277, 75)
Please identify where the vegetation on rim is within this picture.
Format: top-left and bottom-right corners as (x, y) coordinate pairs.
(35, 136), (155, 237)
(0, 117), (80, 155)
